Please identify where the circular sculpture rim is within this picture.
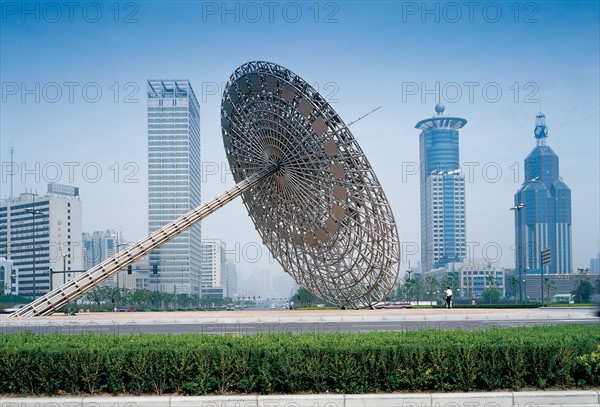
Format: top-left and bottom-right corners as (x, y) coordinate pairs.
(221, 61), (400, 308)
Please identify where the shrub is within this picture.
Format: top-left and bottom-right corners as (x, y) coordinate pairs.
(0, 324), (598, 395)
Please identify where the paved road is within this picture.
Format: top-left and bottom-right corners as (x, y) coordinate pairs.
(1, 307), (597, 335)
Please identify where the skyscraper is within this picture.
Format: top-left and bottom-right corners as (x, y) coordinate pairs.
(82, 229), (119, 270)
(82, 229), (120, 287)
(416, 104), (467, 274)
(0, 183), (83, 297)
(200, 239), (227, 297)
(147, 80), (201, 295)
(514, 113), (572, 276)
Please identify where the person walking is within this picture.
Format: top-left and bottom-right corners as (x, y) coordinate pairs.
(445, 286), (453, 309)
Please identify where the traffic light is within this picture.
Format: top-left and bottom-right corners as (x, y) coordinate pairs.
(153, 264), (158, 274)
(127, 265), (132, 275)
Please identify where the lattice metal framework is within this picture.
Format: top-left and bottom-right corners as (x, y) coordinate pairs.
(221, 61), (400, 308)
(11, 61), (400, 317)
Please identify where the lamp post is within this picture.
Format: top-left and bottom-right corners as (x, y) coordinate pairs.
(406, 263), (413, 302)
(510, 203), (526, 303)
(24, 202), (46, 299)
(62, 254), (68, 285)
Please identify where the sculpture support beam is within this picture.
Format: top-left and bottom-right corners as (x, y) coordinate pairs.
(10, 165), (277, 317)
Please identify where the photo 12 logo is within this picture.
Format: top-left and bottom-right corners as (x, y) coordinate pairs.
(201, 1), (340, 24)
(0, 1), (140, 24)
(402, 82), (540, 104)
(401, 1), (540, 24)
(2, 161), (141, 185)
(1, 82), (140, 104)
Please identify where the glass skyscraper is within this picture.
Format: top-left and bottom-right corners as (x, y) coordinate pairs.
(147, 80), (201, 295)
(514, 113), (572, 276)
(416, 104), (467, 274)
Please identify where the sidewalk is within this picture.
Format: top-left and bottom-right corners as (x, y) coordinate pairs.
(2, 390), (600, 406)
(2, 307), (596, 325)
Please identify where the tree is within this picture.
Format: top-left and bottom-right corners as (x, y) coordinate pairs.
(571, 280), (593, 304)
(178, 293), (191, 309)
(481, 287), (501, 304)
(83, 287), (103, 308)
(412, 277), (424, 304)
(291, 287), (318, 307)
(485, 274), (499, 304)
(425, 276), (440, 304)
(403, 275), (415, 302)
(544, 277), (556, 302)
(509, 277), (520, 304)
(572, 268), (593, 304)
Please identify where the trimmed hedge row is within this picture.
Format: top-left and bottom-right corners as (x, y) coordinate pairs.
(0, 325), (599, 395)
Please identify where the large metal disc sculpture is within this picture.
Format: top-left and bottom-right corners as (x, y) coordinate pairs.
(221, 61), (400, 308)
(11, 61), (399, 317)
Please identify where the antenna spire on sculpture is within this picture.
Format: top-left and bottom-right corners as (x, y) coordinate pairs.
(11, 61), (401, 317)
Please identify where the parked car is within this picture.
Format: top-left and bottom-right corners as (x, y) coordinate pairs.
(117, 306), (136, 312)
(0, 304), (25, 314)
(373, 301), (412, 309)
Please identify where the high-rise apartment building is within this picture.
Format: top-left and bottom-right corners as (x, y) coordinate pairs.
(416, 104), (467, 274)
(513, 113), (572, 276)
(147, 80), (201, 295)
(201, 239), (227, 297)
(0, 183), (83, 297)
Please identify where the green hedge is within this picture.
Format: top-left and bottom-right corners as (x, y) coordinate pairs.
(0, 325), (599, 395)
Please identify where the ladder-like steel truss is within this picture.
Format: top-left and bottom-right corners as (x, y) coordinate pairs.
(10, 166), (276, 317)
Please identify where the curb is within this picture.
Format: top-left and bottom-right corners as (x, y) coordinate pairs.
(2, 390), (600, 406)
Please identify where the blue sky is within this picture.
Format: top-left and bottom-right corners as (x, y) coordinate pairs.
(1, 0), (599, 275)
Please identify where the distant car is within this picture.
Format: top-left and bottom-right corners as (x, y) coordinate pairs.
(374, 301), (412, 309)
(0, 304), (25, 314)
(226, 304), (235, 311)
(118, 306), (136, 312)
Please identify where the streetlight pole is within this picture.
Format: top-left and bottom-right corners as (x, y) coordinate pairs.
(114, 243), (129, 307)
(521, 267), (527, 303)
(510, 203), (526, 303)
(62, 254), (68, 285)
(406, 262), (413, 302)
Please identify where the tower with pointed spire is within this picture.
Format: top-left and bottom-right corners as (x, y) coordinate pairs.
(416, 104), (467, 274)
(514, 113), (572, 276)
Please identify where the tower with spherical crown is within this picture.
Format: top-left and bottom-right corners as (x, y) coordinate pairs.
(415, 104), (468, 274)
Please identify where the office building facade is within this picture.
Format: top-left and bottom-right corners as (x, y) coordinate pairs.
(513, 113), (572, 277)
(82, 229), (119, 270)
(0, 183), (83, 297)
(147, 80), (201, 295)
(416, 104), (467, 274)
(225, 258), (238, 298)
(0, 257), (17, 295)
(590, 254), (600, 274)
(201, 239), (227, 297)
